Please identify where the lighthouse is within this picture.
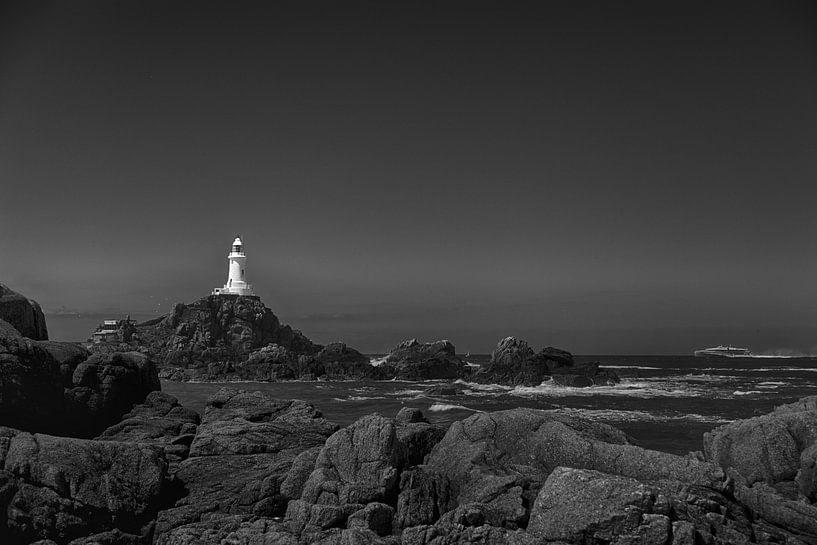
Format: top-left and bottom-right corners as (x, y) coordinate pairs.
(212, 236), (255, 296)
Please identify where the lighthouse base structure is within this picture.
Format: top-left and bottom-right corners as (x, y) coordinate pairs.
(212, 283), (254, 296)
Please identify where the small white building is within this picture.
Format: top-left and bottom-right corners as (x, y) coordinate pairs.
(212, 236), (255, 296)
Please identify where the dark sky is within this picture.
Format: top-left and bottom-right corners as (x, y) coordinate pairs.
(1, 1), (816, 353)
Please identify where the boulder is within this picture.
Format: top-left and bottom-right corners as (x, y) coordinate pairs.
(286, 413), (407, 534)
(0, 322), (159, 438)
(0, 427), (168, 544)
(704, 395), (817, 489)
(527, 467), (668, 543)
(383, 339), (469, 381)
(0, 283), (48, 340)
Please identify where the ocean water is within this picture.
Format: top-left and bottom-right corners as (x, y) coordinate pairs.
(162, 354), (817, 456)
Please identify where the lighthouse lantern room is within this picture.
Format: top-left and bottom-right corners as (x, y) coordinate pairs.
(212, 236), (255, 296)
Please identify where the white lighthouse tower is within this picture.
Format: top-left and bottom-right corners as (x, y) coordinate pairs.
(212, 236), (255, 296)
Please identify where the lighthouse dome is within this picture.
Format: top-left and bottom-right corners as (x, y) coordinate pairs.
(232, 236), (243, 246)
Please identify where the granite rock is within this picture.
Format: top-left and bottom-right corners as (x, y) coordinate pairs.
(0, 283), (48, 340)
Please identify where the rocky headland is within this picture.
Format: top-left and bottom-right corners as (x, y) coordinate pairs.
(9, 284), (817, 543)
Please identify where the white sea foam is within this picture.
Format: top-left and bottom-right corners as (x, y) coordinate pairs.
(600, 365), (662, 370)
(369, 356), (388, 367)
(756, 381), (787, 389)
(548, 407), (734, 424)
(428, 403), (477, 412)
(733, 390), (763, 396)
(342, 395), (387, 401)
(389, 389), (425, 397)
(509, 379), (700, 399)
(702, 367), (817, 373)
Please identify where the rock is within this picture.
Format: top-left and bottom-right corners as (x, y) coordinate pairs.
(348, 502), (395, 536)
(425, 408), (723, 528)
(422, 384), (468, 396)
(395, 409), (445, 467)
(286, 413), (407, 534)
(734, 481), (817, 543)
(63, 351), (161, 437)
(383, 339), (469, 381)
(0, 283), (48, 340)
(396, 407), (428, 424)
(394, 469), (452, 530)
(95, 391), (200, 465)
(527, 467), (664, 542)
(0, 427), (168, 544)
(188, 388), (339, 456)
(704, 396), (817, 489)
(528, 467), (759, 545)
(474, 336), (617, 387)
(0, 322), (160, 438)
(154, 388), (338, 542)
(280, 446), (323, 500)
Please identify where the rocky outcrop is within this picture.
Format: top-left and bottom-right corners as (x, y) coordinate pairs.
(0, 283), (48, 340)
(153, 388), (339, 543)
(130, 295), (320, 379)
(474, 336), (618, 386)
(0, 320), (160, 438)
(381, 339), (470, 381)
(0, 427), (169, 544)
(704, 396), (817, 492)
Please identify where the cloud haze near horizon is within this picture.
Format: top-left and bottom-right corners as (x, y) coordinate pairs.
(1, 1), (816, 354)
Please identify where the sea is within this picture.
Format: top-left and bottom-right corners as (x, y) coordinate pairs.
(162, 354), (817, 456)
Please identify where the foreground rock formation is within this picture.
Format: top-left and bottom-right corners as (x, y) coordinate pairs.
(5, 378), (817, 543)
(0, 283), (48, 341)
(0, 318), (159, 438)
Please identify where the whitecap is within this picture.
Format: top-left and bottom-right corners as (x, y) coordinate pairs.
(428, 403), (477, 412)
(733, 390), (763, 396)
(600, 365), (662, 370)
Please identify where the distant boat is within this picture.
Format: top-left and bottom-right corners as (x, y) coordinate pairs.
(694, 345), (751, 358)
